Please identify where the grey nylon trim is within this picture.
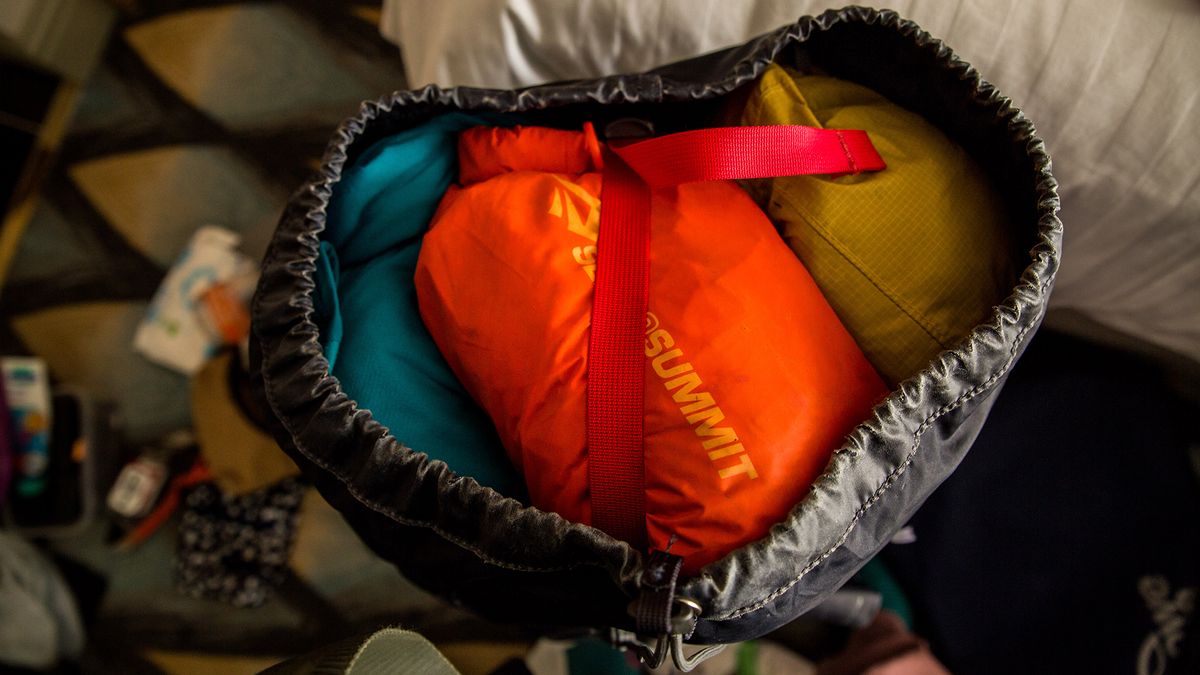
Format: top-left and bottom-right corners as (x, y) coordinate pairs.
(710, 271), (1053, 621)
(259, 348), (599, 574)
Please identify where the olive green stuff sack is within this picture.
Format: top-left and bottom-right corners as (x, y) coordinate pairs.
(742, 64), (1015, 385)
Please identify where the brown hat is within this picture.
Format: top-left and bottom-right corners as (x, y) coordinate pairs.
(190, 350), (297, 495)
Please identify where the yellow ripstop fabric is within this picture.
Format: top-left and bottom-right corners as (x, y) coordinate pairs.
(741, 65), (1015, 385)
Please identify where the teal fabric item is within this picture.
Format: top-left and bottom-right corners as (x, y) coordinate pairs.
(314, 113), (523, 495)
(314, 242), (342, 366)
(857, 558), (914, 628)
(566, 638), (639, 675)
(324, 114), (484, 267)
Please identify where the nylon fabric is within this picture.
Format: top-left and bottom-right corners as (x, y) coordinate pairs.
(415, 125), (889, 574)
(314, 114), (524, 495)
(612, 126), (884, 187)
(588, 125), (884, 550)
(251, 7), (1061, 644)
(740, 65), (1015, 385)
(588, 149), (651, 549)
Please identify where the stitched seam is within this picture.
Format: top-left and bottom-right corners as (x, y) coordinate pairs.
(267, 363), (597, 574)
(835, 131), (857, 173)
(261, 330), (596, 573)
(713, 324), (1027, 619)
(773, 187), (945, 346)
(710, 279), (1048, 621)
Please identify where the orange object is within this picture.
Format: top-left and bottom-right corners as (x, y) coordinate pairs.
(416, 126), (888, 573)
(116, 460), (212, 551)
(199, 283), (252, 344)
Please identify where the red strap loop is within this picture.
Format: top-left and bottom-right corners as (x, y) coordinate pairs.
(587, 125), (884, 550)
(587, 149), (652, 548)
(611, 125), (885, 188)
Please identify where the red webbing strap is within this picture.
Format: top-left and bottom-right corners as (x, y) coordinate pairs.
(612, 125), (885, 188)
(587, 125), (884, 549)
(588, 149), (652, 549)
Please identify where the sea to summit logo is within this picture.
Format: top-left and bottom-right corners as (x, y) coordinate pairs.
(645, 312), (758, 482)
(549, 176), (601, 280)
(645, 311), (661, 334)
(551, 177), (759, 483)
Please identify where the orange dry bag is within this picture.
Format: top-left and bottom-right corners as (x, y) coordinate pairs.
(416, 125), (888, 573)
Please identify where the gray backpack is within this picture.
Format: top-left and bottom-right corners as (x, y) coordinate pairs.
(251, 7), (1060, 670)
